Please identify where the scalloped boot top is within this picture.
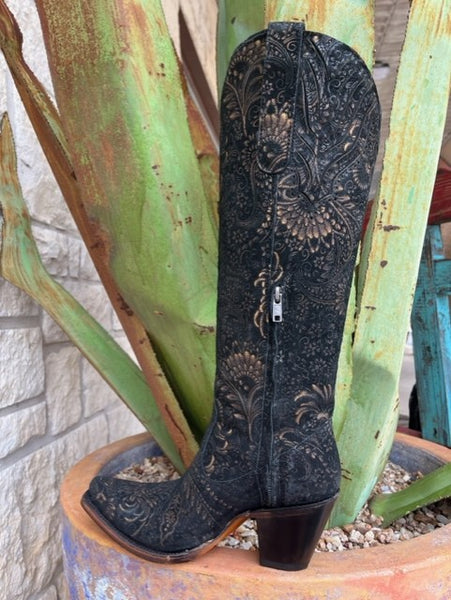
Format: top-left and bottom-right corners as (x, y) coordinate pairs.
(82, 21), (381, 571)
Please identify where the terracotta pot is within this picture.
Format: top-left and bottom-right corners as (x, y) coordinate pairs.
(61, 432), (451, 599)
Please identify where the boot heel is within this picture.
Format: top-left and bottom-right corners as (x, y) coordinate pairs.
(253, 495), (337, 571)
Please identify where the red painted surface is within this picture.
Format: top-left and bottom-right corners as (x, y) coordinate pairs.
(429, 169), (451, 225)
(61, 432), (451, 599)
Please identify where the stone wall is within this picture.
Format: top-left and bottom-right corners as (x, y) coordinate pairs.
(0, 1), (216, 598)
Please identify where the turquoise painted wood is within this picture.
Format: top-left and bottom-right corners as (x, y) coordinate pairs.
(411, 225), (451, 447)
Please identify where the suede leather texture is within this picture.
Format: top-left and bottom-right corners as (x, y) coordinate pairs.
(85, 22), (381, 556)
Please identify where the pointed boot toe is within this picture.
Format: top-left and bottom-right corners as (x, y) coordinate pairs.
(84, 475), (154, 523)
(82, 475), (183, 557)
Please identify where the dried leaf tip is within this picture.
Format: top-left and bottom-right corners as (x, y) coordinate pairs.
(0, 0), (23, 53)
(0, 112), (18, 179)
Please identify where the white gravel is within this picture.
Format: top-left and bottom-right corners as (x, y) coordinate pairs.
(117, 457), (450, 553)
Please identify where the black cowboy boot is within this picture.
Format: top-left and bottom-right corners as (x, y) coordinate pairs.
(82, 22), (380, 571)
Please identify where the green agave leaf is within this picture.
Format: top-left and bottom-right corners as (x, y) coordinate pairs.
(183, 90), (219, 232)
(0, 113), (185, 473)
(370, 463), (451, 525)
(265, 0), (374, 66)
(332, 0), (451, 526)
(333, 271), (357, 440)
(217, 0), (265, 93)
(0, 0), (198, 465)
(36, 0), (219, 437)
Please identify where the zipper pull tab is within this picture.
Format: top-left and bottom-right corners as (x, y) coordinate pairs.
(271, 286), (283, 322)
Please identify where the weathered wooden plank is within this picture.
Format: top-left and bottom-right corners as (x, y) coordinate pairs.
(434, 260), (451, 295)
(412, 226), (451, 446)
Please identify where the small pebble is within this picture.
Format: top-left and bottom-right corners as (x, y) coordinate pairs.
(436, 514), (450, 525)
(364, 530), (375, 543)
(349, 530), (364, 544)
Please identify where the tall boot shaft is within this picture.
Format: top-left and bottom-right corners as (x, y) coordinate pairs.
(82, 22), (380, 569)
(216, 22), (380, 506)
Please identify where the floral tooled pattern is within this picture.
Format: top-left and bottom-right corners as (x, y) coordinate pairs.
(271, 32), (380, 273)
(219, 351), (264, 419)
(294, 384), (334, 428)
(258, 99), (293, 172)
(277, 171), (352, 252)
(86, 23), (380, 555)
(89, 476), (179, 543)
(203, 349), (265, 478)
(221, 37), (266, 135)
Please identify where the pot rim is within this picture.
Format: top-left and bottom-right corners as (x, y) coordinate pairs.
(61, 431), (451, 582)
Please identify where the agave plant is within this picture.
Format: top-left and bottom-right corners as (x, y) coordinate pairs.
(0, 0), (450, 527)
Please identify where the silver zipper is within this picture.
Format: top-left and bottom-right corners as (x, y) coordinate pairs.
(271, 285), (283, 322)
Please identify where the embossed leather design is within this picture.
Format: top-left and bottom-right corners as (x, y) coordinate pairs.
(86, 22), (381, 555)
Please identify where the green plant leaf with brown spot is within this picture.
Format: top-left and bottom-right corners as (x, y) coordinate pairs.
(35, 0), (219, 439)
(0, 112), (185, 473)
(0, 0), (199, 466)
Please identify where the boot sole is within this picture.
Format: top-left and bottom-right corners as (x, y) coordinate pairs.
(81, 491), (337, 571)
